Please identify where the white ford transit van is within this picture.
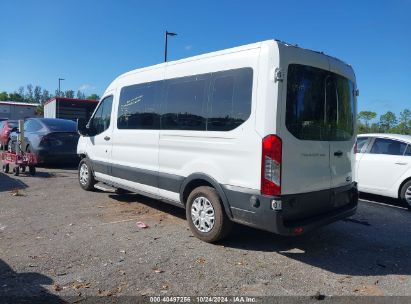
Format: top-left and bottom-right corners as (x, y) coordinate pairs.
(77, 40), (358, 242)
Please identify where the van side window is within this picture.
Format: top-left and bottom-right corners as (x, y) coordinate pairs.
(405, 145), (411, 156)
(208, 68), (253, 131)
(90, 96), (113, 135)
(118, 81), (162, 129)
(162, 75), (210, 131)
(370, 138), (407, 156)
(116, 67), (253, 132)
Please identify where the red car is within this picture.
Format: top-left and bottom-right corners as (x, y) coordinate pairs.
(0, 120), (18, 150)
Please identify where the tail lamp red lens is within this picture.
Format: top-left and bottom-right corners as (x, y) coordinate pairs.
(261, 135), (282, 196)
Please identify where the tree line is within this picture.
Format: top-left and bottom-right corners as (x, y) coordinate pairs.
(358, 109), (411, 135)
(0, 84), (100, 105)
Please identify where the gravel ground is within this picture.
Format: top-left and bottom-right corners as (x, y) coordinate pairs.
(0, 167), (410, 301)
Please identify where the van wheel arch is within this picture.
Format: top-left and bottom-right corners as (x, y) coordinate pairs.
(180, 173), (233, 219)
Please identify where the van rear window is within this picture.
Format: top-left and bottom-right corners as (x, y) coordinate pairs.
(286, 64), (355, 141)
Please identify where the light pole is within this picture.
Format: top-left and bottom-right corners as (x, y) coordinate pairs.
(58, 78), (65, 96)
(164, 31), (177, 62)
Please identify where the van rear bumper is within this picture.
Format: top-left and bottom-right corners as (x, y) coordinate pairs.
(223, 183), (358, 236)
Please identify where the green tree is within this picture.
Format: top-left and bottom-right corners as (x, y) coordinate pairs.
(18, 86), (25, 100)
(0, 91), (8, 100)
(8, 93), (23, 102)
(55, 89), (64, 97)
(86, 94), (100, 100)
(26, 84), (34, 102)
(379, 111), (397, 132)
(34, 85), (42, 103)
(41, 89), (50, 104)
(397, 108), (411, 134)
(76, 90), (86, 99)
(65, 90), (75, 98)
(358, 111), (377, 129)
(36, 104), (44, 116)
(370, 123), (380, 133)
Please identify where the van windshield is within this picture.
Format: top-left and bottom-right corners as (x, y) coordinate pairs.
(285, 64), (355, 141)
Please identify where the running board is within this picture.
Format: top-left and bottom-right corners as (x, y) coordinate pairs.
(94, 182), (117, 193)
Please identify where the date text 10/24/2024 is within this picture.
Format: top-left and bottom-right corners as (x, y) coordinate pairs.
(149, 296), (257, 303)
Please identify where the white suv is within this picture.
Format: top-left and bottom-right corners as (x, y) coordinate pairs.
(356, 134), (411, 209)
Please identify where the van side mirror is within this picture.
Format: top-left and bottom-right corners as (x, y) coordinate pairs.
(77, 118), (89, 136)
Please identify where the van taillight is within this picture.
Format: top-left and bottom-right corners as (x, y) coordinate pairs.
(354, 142), (358, 154)
(261, 135), (282, 196)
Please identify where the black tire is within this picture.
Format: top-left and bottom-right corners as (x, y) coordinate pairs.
(13, 166), (19, 176)
(2, 164), (9, 173)
(21, 166), (26, 173)
(400, 180), (411, 210)
(186, 186), (232, 243)
(29, 166), (36, 176)
(78, 158), (96, 191)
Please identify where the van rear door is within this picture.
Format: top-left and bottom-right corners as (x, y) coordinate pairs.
(280, 63), (332, 195)
(327, 60), (356, 189)
(279, 62), (357, 198)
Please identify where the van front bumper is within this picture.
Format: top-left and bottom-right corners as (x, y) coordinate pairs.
(223, 183), (358, 236)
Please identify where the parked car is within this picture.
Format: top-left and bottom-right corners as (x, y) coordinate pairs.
(356, 133), (411, 209)
(9, 118), (80, 164)
(0, 120), (18, 150)
(77, 40), (359, 242)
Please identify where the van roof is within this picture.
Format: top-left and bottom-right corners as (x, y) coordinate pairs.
(117, 40), (266, 79)
(106, 39), (353, 93)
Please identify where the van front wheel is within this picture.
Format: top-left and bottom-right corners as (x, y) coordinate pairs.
(78, 158), (96, 191)
(186, 186), (232, 243)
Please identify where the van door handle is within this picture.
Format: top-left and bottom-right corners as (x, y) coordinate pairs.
(334, 151), (343, 157)
(395, 162), (407, 165)
(104, 136), (111, 141)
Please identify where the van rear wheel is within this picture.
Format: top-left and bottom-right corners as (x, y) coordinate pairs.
(186, 186), (232, 243)
(78, 158), (96, 191)
(400, 180), (411, 210)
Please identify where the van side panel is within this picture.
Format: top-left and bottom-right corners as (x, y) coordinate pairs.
(109, 67), (165, 197)
(159, 48), (261, 203)
(254, 41), (280, 138)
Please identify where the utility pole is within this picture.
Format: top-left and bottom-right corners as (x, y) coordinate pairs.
(164, 31), (177, 62)
(58, 78), (65, 96)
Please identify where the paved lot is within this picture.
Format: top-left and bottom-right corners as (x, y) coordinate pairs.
(0, 167), (410, 301)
